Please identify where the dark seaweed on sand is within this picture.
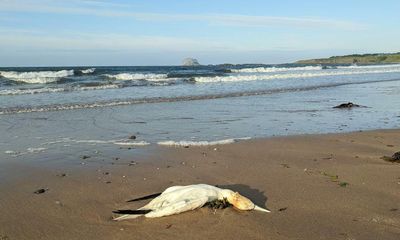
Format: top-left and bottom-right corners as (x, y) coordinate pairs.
(205, 198), (232, 209)
(381, 151), (400, 163)
(34, 188), (47, 194)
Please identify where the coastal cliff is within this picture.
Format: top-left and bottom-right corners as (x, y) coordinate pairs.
(296, 52), (400, 64)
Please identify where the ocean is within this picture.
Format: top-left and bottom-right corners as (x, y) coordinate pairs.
(1, 63), (400, 159)
(2, 64), (400, 114)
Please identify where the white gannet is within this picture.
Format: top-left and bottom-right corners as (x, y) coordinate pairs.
(113, 184), (270, 220)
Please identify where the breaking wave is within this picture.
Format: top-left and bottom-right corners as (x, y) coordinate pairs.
(336, 64), (400, 69)
(231, 66), (322, 73)
(0, 70), (74, 84)
(104, 73), (168, 81)
(195, 68), (400, 83)
(81, 68), (96, 74)
(1, 77), (400, 115)
(232, 64), (400, 73)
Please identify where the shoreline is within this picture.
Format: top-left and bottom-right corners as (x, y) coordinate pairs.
(1, 129), (399, 239)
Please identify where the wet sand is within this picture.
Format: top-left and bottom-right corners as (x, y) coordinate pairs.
(0, 129), (399, 240)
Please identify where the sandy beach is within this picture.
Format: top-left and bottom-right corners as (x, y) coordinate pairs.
(1, 129), (399, 240)
(2, 1), (400, 240)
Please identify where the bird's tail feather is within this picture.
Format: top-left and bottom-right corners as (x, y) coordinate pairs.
(126, 192), (162, 202)
(113, 214), (143, 221)
(112, 209), (152, 221)
(113, 209), (152, 215)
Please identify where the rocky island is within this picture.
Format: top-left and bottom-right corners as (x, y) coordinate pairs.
(182, 58), (201, 66)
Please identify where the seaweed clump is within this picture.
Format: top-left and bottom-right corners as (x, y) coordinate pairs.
(333, 102), (362, 109)
(381, 151), (400, 163)
(205, 198), (232, 210)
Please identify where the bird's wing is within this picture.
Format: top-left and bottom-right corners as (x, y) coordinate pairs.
(161, 185), (185, 194)
(125, 186), (188, 203)
(142, 185), (217, 210)
(145, 196), (209, 218)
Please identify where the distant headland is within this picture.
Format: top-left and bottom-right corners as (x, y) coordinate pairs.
(296, 52), (400, 64)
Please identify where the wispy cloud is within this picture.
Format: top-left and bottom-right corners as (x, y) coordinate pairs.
(0, 30), (239, 52)
(0, 0), (367, 30)
(78, 0), (130, 8)
(0, 15), (19, 22)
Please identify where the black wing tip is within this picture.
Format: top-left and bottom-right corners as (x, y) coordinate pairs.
(126, 192), (162, 202)
(113, 209), (152, 215)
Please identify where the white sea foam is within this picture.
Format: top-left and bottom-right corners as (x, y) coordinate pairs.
(195, 68), (400, 83)
(113, 141), (150, 146)
(231, 66), (322, 73)
(41, 138), (72, 145)
(26, 147), (47, 153)
(4, 147), (47, 156)
(0, 87), (66, 96)
(0, 70), (74, 84)
(0, 84), (120, 96)
(232, 64), (400, 73)
(41, 138), (149, 146)
(81, 68), (96, 74)
(75, 139), (150, 146)
(4, 150), (20, 155)
(0, 101), (136, 115)
(337, 64), (400, 69)
(157, 137), (251, 147)
(77, 84), (120, 91)
(104, 73), (168, 81)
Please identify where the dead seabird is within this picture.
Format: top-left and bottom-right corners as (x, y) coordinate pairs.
(113, 184), (270, 220)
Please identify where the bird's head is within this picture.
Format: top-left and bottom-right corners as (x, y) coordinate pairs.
(220, 189), (270, 213)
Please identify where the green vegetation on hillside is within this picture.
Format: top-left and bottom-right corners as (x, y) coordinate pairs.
(296, 52), (400, 64)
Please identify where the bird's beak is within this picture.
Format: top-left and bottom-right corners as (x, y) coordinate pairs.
(254, 205), (271, 213)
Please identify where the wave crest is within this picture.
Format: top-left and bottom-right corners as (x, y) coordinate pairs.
(231, 66), (322, 73)
(104, 73), (168, 81)
(0, 70), (74, 84)
(196, 68), (400, 83)
(337, 64), (400, 69)
(81, 68), (96, 74)
(1, 78), (399, 115)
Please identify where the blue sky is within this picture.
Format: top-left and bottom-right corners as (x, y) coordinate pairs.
(0, 0), (399, 66)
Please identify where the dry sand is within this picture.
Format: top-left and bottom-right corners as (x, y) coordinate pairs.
(1, 130), (399, 239)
